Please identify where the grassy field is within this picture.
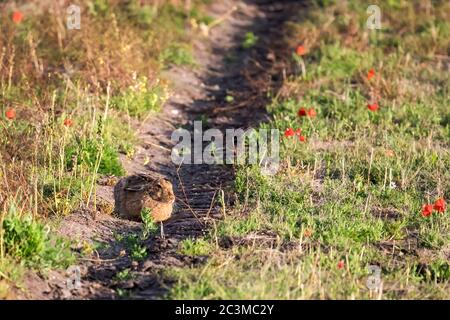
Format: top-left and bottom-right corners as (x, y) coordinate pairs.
(0, 0), (449, 300)
(168, 0), (450, 299)
(0, 0), (206, 298)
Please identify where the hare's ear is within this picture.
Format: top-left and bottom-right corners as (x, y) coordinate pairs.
(138, 173), (154, 182)
(125, 185), (146, 192)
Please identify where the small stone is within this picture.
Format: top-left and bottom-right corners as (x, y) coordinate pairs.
(141, 260), (156, 271)
(266, 52), (275, 61)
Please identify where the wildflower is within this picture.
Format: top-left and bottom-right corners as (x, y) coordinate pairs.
(337, 260), (345, 270)
(303, 228), (312, 238)
(298, 107), (316, 118)
(367, 103), (379, 112)
(385, 149), (394, 157)
(421, 204), (433, 217)
(297, 107), (307, 117)
(284, 128), (295, 137)
(367, 69), (376, 81)
(5, 109), (16, 120)
(12, 11), (23, 24)
(299, 135), (306, 142)
(64, 118), (74, 127)
(307, 108), (316, 117)
(295, 128), (302, 136)
(433, 198), (446, 213)
(296, 45), (307, 56)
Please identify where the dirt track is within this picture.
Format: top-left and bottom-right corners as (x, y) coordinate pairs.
(21, 0), (302, 299)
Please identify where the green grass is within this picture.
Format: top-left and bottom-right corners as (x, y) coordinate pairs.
(0, 206), (75, 292)
(179, 238), (213, 257)
(2, 214), (74, 269)
(160, 44), (196, 67)
(110, 76), (169, 118)
(65, 138), (125, 177)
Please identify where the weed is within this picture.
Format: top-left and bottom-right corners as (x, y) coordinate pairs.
(242, 32), (258, 49)
(2, 214), (74, 269)
(160, 44), (196, 66)
(225, 95), (234, 103)
(110, 77), (169, 118)
(114, 268), (134, 281)
(117, 234), (147, 262)
(179, 238), (213, 257)
(116, 288), (130, 298)
(65, 138), (125, 177)
(141, 208), (158, 240)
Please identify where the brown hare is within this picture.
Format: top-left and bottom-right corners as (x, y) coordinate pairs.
(114, 174), (175, 239)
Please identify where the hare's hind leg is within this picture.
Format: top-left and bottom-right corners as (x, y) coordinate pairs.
(160, 222), (165, 239)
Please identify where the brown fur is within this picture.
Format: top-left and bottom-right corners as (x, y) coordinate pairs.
(114, 174), (175, 222)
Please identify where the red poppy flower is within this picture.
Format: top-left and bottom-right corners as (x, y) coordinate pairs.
(303, 229), (312, 238)
(307, 108), (316, 117)
(337, 260), (345, 269)
(5, 109), (16, 120)
(295, 128), (302, 136)
(296, 45), (307, 56)
(284, 128), (295, 137)
(367, 69), (376, 81)
(299, 135), (306, 142)
(421, 204), (433, 217)
(12, 11), (23, 24)
(64, 118), (74, 127)
(385, 149), (394, 157)
(297, 107), (307, 117)
(433, 198), (446, 213)
(367, 103), (379, 112)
